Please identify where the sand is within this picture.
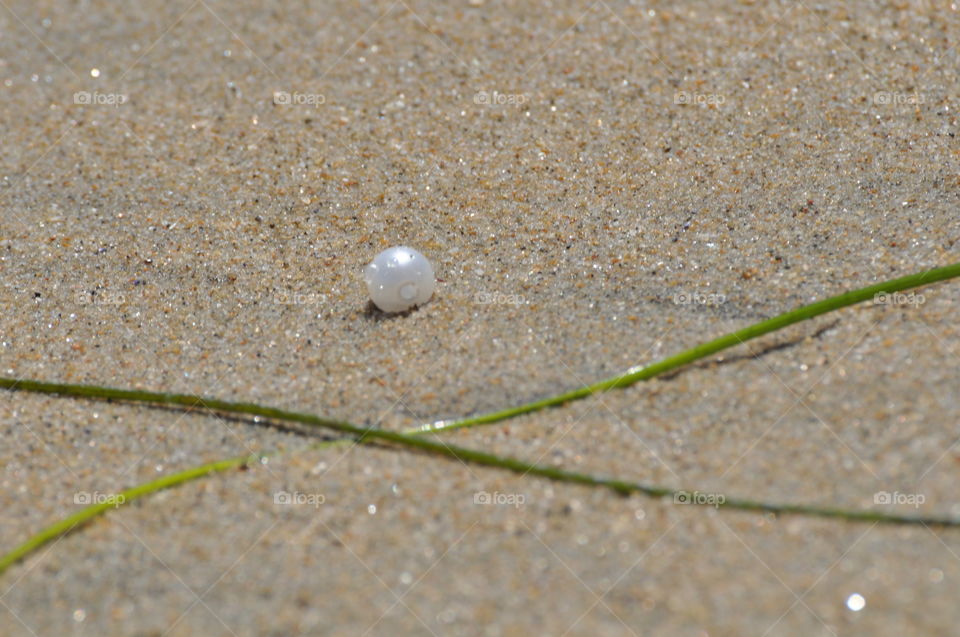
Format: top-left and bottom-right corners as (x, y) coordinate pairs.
(1, 0), (959, 634)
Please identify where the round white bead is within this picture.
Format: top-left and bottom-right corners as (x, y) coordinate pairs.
(364, 246), (436, 313)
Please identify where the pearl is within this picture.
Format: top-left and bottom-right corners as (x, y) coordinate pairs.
(364, 246), (435, 313)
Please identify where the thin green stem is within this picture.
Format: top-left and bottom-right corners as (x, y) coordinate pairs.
(419, 261), (960, 432)
(2, 262), (959, 576)
(0, 454), (257, 575)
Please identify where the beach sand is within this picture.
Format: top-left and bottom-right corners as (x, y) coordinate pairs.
(1, 0), (959, 634)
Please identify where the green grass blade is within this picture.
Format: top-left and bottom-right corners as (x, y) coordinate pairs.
(2, 261), (958, 576)
(420, 261), (960, 432)
(0, 454), (255, 575)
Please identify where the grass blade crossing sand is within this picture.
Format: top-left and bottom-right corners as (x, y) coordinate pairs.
(2, 262), (959, 576)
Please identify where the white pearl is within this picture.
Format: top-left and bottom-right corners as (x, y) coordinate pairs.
(364, 246), (436, 313)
